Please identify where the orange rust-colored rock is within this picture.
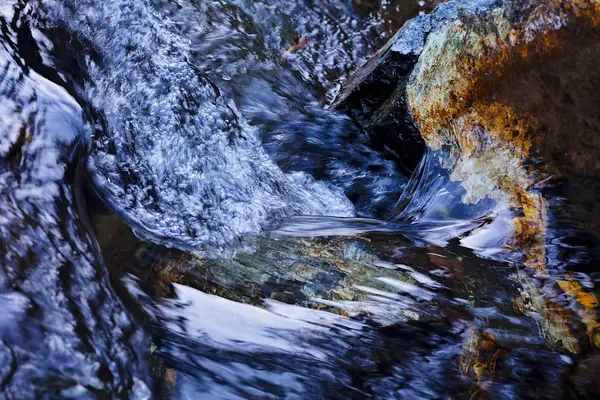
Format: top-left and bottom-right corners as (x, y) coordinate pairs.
(407, 0), (600, 253)
(398, 0), (600, 354)
(459, 328), (509, 396)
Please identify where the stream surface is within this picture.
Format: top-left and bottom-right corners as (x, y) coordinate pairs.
(0, 0), (599, 399)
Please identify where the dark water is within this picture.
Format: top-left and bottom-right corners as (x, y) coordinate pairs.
(0, 0), (599, 398)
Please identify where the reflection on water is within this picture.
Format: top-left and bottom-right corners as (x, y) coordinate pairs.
(0, 0), (599, 398)
(116, 221), (600, 399)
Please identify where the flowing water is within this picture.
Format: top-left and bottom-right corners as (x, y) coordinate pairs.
(0, 0), (599, 398)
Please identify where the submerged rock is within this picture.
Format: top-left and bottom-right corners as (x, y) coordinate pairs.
(96, 211), (444, 327)
(101, 205), (600, 398)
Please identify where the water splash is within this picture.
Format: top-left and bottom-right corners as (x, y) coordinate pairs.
(1, 0), (599, 398)
(41, 0), (357, 249)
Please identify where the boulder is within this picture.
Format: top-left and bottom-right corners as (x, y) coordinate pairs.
(335, 0), (600, 353)
(336, 0), (600, 264)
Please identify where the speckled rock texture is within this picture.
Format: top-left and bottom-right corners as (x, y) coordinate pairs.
(337, 0), (600, 266)
(336, 0), (600, 353)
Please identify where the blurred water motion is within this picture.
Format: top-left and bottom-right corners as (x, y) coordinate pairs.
(0, 0), (599, 398)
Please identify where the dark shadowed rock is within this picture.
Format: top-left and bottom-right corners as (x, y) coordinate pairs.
(331, 29), (424, 172)
(332, 1), (500, 172)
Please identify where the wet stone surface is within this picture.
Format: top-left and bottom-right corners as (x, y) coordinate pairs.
(0, 0), (600, 398)
(95, 204), (600, 398)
